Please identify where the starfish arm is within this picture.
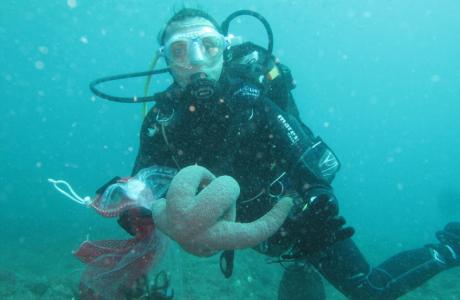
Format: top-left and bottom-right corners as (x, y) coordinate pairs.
(222, 202), (236, 222)
(196, 197), (294, 251)
(165, 165), (215, 220)
(180, 240), (217, 257)
(185, 175), (240, 233)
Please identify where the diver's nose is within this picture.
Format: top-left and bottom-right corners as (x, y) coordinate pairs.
(189, 41), (206, 65)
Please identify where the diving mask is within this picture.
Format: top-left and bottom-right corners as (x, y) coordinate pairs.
(92, 167), (176, 217)
(161, 26), (227, 68)
(49, 166), (177, 217)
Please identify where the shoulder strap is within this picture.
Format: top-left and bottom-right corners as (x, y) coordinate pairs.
(224, 42), (299, 117)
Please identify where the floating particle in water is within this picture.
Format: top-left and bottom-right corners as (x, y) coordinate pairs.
(36, 161), (43, 168)
(323, 121), (330, 128)
(347, 10), (356, 19)
(38, 46), (48, 54)
(67, 0), (77, 9)
(369, 96), (379, 104)
(397, 183), (404, 191)
(431, 74), (441, 83)
(303, 183), (312, 190)
(80, 35), (88, 44)
(35, 60), (45, 70)
(363, 11), (372, 18)
(64, 162), (79, 169)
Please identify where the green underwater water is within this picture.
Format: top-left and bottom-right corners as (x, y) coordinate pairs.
(1, 0), (460, 299)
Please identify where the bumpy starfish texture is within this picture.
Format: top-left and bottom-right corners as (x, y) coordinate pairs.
(152, 165), (293, 256)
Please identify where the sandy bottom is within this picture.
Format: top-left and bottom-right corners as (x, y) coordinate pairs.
(1, 238), (460, 300)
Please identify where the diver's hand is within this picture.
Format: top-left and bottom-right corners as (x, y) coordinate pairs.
(286, 193), (355, 259)
(118, 207), (154, 237)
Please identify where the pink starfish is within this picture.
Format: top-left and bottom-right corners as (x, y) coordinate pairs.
(152, 165), (293, 257)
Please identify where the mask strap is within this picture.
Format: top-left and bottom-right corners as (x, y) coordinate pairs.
(48, 178), (92, 206)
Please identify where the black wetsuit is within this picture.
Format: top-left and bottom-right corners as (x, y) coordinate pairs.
(131, 72), (458, 300)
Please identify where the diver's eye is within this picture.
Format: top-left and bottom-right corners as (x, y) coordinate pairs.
(202, 37), (222, 57)
(170, 41), (187, 59)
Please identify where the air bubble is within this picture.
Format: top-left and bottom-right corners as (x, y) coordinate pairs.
(35, 60), (45, 70)
(67, 0), (77, 9)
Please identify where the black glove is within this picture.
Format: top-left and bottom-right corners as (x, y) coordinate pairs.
(283, 193), (355, 259)
(118, 207), (154, 236)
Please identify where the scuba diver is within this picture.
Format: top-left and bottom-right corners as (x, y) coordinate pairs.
(90, 8), (460, 300)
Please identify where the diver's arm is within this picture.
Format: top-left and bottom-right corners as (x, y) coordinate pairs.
(258, 97), (354, 257)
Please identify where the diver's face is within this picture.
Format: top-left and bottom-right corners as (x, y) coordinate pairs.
(163, 17), (224, 88)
